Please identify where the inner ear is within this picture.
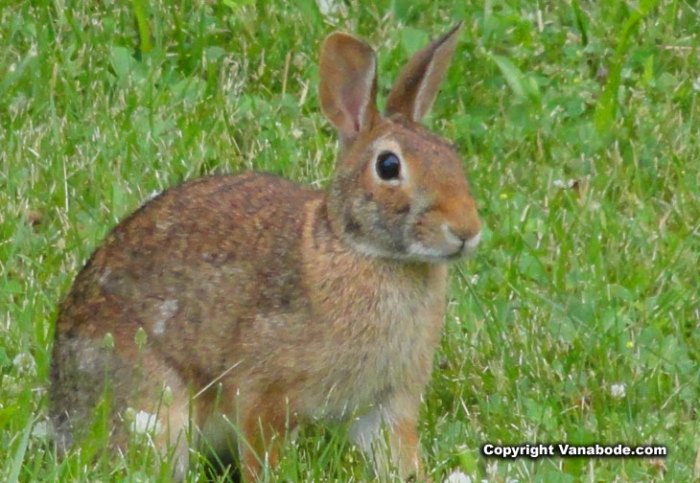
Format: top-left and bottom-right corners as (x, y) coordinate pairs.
(385, 23), (462, 122)
(319, 33), (379, 144)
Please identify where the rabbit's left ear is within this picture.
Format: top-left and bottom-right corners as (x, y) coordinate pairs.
(385, 23), (462, 122)
(319, 32), (379, 145)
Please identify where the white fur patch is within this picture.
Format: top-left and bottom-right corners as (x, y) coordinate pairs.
(97, 267), (112, 286)
(441, 223), (463, 246)
(77, 344), (100, 372)
(464, 230), (481, 252)
(349, 408), (383, 453)
(153, 299), (179, 335)
(156, 220), (173, 231)
(408, 241), (445, 259)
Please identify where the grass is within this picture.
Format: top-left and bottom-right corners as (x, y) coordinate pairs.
(1, 0), (698, 480)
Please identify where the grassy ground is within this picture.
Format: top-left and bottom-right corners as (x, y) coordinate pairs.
(2, 0), (698, 481)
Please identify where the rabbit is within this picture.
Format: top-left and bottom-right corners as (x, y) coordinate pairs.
(49, 23), (481, 481)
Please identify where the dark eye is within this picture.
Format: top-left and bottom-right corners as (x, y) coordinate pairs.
(376, 151), (400, 181)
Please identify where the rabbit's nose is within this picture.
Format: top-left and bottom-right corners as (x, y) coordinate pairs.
(435, 187), (481, 250)
(443, 223), (481, 249)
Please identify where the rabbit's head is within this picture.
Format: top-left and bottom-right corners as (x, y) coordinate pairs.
(320, 24), (481, 263)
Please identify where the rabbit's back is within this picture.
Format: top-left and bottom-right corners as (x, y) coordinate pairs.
(53, 173), (321, 388)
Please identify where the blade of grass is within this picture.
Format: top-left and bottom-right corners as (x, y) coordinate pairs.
(7, 417), (33, 483)
(594, 0), (659, 134)
(132, 0), (153, 55)
(571, 0), (589, 46)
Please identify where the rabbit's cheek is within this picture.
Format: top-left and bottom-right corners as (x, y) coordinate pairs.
(413, 213), (440, 241)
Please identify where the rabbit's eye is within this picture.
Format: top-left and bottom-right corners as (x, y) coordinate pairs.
(376, 151), (400, 181)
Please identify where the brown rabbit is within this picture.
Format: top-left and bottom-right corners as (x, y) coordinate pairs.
(50, 23), (481, 481)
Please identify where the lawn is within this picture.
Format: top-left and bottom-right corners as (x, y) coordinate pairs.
(1, 0), (698, 481)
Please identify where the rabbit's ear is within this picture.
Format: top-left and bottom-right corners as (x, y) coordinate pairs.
(320, 33), (379, 144)
(385, 23), (462, 122)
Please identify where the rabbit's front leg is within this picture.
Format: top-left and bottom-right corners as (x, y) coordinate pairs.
(349, 393), (424, 480)
(237, 392), (299, 482)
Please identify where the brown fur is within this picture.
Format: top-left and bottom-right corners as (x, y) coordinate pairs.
(50, 25), (481, 480)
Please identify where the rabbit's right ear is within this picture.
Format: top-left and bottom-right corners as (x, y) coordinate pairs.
(319, 33), (379, 145)
(385, 23), (462, 122)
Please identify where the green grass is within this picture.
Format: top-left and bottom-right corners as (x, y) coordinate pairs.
(1, 0), (698, 481)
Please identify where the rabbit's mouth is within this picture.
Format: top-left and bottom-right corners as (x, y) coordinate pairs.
(405, 243), (470, 263)
(462, 229), (482, 254)
(453, 229), (481, 258)
(406, 227), (481, 263)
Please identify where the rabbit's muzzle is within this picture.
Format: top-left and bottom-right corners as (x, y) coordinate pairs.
(405, 197), (481, 262)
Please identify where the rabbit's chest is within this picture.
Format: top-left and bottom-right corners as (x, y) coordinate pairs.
(361, 285), (444, 385)
(303, 274), (447, 420)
